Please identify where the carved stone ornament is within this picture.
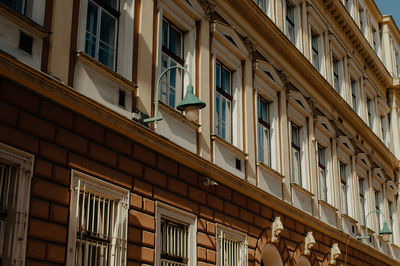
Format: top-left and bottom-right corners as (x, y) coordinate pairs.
(330, 243), (341, 265)
(271, 217), (284, 243)
(199, 0), (215, 18)
(304, 232), (315, 256)
(243, 37), (257, 54)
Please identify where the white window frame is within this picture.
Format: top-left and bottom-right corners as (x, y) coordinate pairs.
(337, 136), (355, 218)
(211, 21), (248, 148)
(385, 180), (397, 243)
(287, 91), (311, 190)
(314, 116), (335, 205)
(155, 202), (197, 266)
(284, 0), (302, 50)
(377, 97), (390, 147)
(371, 168), (385, 233)
(77, 0), (134, 78)
(355, 153), (370, 223)
(363, 80), (377, 133)
(66, 170), (129, 266)
(0, 143), (34, 266)
(307, 4), (327, 77)
(216, 224), (248, 266)
(253, 0), (274, 21)
(329, 34), (346, 96)
(347, 61), (362, 116)
(253, 61), (282, 172)
(155, 0), (200, 111)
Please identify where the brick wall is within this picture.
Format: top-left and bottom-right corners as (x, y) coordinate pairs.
(0, 78), (389, 265)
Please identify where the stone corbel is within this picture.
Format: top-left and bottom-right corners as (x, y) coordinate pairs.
(329, 243), (341, 265)
(304, 232), (315, 256)
(271, 217), (284, 243)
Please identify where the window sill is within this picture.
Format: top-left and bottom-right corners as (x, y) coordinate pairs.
(318, 199), (337, 212)
(158, 101), (200, 130)
(0, 3), (48, 39)
(290, 182), (314, 198)
(75, 51), (137, 92)
(256, 162), (283, 180)
(211, 134), (248, 159)
(341, 213), (357, 224)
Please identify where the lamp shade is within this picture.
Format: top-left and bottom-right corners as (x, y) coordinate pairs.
(176, 85), (206, 112)
(379, 221), (392, 242)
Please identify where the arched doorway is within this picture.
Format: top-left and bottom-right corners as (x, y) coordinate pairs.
(261, 243), (283, 266)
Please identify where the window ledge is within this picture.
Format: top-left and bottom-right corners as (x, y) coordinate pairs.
(158, 101), (200, 130)
(290, 182), (314, 198)
(256, 162), (284, 180)
(75, 51), (137, 92)
(0, 3), (48, 39)
(318, 199), (337, 212)
(341, 213), (358, 224)
(211, 134), (248, 159)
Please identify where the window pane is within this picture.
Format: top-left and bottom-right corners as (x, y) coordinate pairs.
(258, 123), (264, 163)
(85, 2), (98, 58)
(222, 98), (226, 139)
(162, 20), (169, 48)
(170, 26), (183, 58)
(0, 0), (25, 13)
(101, 0), (118, 10)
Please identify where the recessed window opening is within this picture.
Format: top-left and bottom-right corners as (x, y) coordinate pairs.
(340, 162), (348, 215)
(161, 218), (189, 265)
(367, 98), (373, 128)
(85, 0), (119, 70)
(160, 19), (184, 108)
(291, 123), (302, 185)
(351, 79), (358, 112)
(215, 61), (233, 142)
(0, 0), (26, 14)
(257, 95), (271, 166)
(359, 178), (366, 225)
(311, 31), (320, 71)
(332, 56), (339, 92)
(286, 1), (295, 43)
(318, 145), (327, 201)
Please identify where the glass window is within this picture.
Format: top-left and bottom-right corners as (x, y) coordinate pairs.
(345, 0), (350, 12)
(85, 0), (119, 70)
(359, 9), (364, 34)
(332, 56), (340, 92)
(396, 51), (400, 76)
(381, 115), (387, 144)
(340, 162), (348, 215)
(372, 27), (378, 52)
(367, 98), (373, 128)
(215, 61), (232, 142)
(318, 145), (327, 201)
(311, 31), (319, 71)
(217, 226), (247, 266)
(0, 0), (25, 14)
(375, 190), (381, 231)
(257, 96), (271, 166)
(254, 0), (268, 14)
(286, 1), (295, 44)
(388, 201), (394, 241)
(161, 218), (189, 265)
(359, 178), (366, 225)
(160, 19), (184, 108)
(291, 123), (302, 185)
(351, 79), (358, 112)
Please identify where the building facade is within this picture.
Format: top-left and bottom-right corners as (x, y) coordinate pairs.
(1, 0), (400, 265)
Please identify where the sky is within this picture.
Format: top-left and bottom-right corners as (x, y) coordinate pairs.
(375, 0), (400, 27)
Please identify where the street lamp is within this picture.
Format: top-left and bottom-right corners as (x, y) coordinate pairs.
(357, 210), (392, 242)
(144, 66), (206, 125)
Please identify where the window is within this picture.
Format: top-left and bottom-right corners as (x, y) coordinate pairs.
(160, 19), (184, 108)
(85, 0), (119, 70)
(67, 171), (129, 266)
(286, 1), (295, 44)
(318, 145), (327, 201)
(257, 96), (271, 166)
(381, 115), (387, 144)
(351, 79), (358, 112)
(367, 98), (374, 128)
(311, 31), (320, 71)
(0, 144), (33, 266)
(161, 218), (189, 265)
(332, 56), (340, 92)
(359, 178), (366, 225)
(344, 0), (350, 11)
(291, 123), (302, 185)
(388, 201), (394, 241)
(215, 61), (233, 142)
(254, 0), (268, 14)
(216, 224), (248, 266)
(156, 202), (196, 266)
(340, 162), (348, 215)
(375, 190), (381, 231)
(396, 50), (400, 76)
(372, 27), (378, 53)
(0, 0), (25, 14)
(359, 9), (364, 34)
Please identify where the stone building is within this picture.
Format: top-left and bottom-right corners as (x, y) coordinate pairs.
(1, 0), (400, 265)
